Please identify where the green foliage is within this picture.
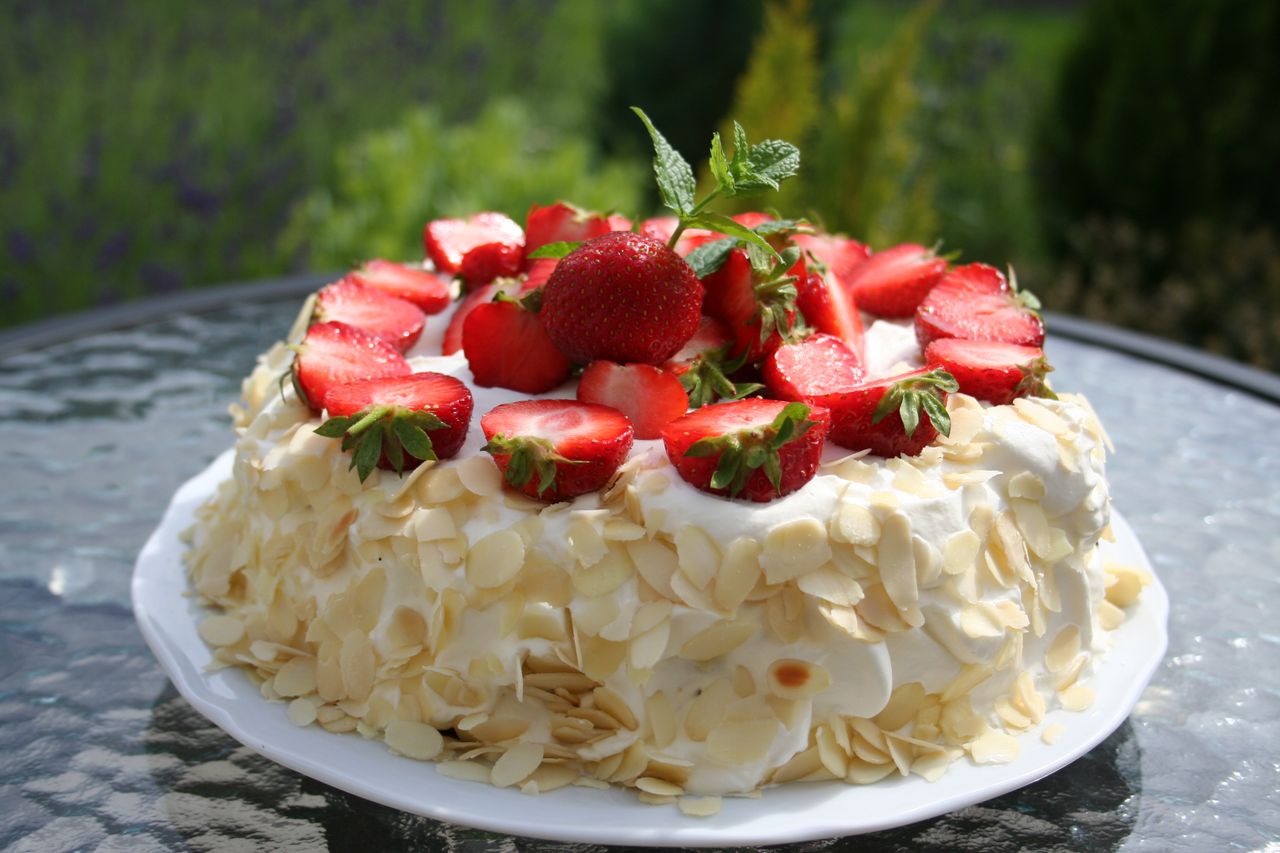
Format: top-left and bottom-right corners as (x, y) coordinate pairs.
(0, 0), (611, 326)
(1036, 0), (1280, 242)
(804, 0), (940, 246)
(281, 101), (645, 269)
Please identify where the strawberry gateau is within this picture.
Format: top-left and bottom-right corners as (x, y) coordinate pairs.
(183, 113), (1150, 814)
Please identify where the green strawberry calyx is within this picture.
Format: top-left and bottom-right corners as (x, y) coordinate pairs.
(1007, 266), (1044, 318)
(679, 345), (763, 410)
(872, 369), (960, 438)
(683, 402), (817, 498)
(315, 405), (446, 483)
(1015, 355), (1058, 400)
(631, 107), (800, 265)
(483, 434), (581, 496)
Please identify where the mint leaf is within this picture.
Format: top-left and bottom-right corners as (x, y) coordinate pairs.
(632, 106), (695, 215)
(527, 241), (580, 260)
(684, 237), (737, 278)
(709, 132), (733, 194)
(746, 139), (800, 186)
(683, 212), (779, 262)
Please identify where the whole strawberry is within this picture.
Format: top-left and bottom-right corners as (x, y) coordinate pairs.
(481, 399), (634, 502)
(317, 373), (473, 481)
(540, 231), (702, 364)
(817, 368), (958, 458)
(661, 399), (831, 502)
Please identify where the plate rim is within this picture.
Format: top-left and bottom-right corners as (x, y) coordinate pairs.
(131, 449), (1170, 847)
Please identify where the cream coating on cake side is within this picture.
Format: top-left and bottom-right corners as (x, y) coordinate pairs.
(182, 305), (1148, 803)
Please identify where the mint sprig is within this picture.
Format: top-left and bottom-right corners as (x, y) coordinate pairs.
(631, 107), (799, 262)
(526, 241), (581, 260)
(316, 405), (446, 482)
(683, 402), (817, 498)
(871, 369), (960, 438)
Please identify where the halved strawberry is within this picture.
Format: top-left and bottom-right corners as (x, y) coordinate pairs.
(524, 202), (614, 256)
(462, 290), (572, 393)
(481, 399), (634, 502)
(763, 333), (865, 402)
(795, 270), (866, 357)
(924, 338), (1055, 405)
(816, 368), (958, 458)
(441, 277), (530, 356)
(844, 243), (948, 318)
(915, 263), (1045, 348)
(661, 399), (831, 502)
(346, 260), (453, 314)
(663, 316), (733, 375)
(700, 248), (802, 362)
(423, 212), (523, 274)
(458, 242), (523, 289)
(316, 373), (473, 481)
(314, 280), (426, 352)
(639, 216), (716, 256)
(661, 316), (761, 408)
(292, 322), (411, 411)
(577, 360), (688, 440)
(792, 232), (871, 290)
(541, 231), (703, 365)
(522, 257), (559, 291)
(606, 213), (633, 232)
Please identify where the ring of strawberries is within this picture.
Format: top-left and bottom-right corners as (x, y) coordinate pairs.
(286, 110), (1057, 503)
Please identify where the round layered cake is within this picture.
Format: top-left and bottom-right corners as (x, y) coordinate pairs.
(183, 115), (1150, 814)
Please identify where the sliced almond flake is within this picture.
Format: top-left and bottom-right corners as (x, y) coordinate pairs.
(468, 717), (530, 743)
(573, 543), (635, 598)
(995, 697), (1032, 730)
(384, 718), (444, 760)
(636, 792), (676, 806)
(767, 594), (805, 644)
(830, 501), (881, 546)
(819, 602), (884, 644)
(286, 697), (319, 727)
(942, 531), (982, 577)
(1056, 439), (1081, 473)
(339, 630), (375, 702)
(1043, 528), (1074, 563)
(677, 796), (722, 817)
(613, 742), (650, 783)
(761, 518), (831, 585)
(626, 538), (679, 602)
(765, 659), (832, 700)
(883, 731), (915, 776)
(850, 734), (892, 766)
(911, 746), (964, 782)
(887, 458), (942, 497)
(1006, 471), (1046, 500)
(579, 634), (627, 681)
(822, 453), (876, 483)
(874, 682), (926, 732)
(490, 742), (544, 788)
(869, 490), (900, 510)
(1098, 600), (1126, 631)
(848, 716), (888, 752)
(811, 724), (848, 777)
(797, 568), (864, 608)
(992, 512), (1035, 587)
(1011, 499), (1053, 559)
(674, 525), (721, 590)
(573, 596), (621, 637)
(419, 466), (464, 504)
(1041, 722), (1066, 745)
(593, 686), (639, 730)
(943, 470), (1000, 489)
(969, 729), (1020, 764)
(846, 757), (897, 784)
(603, 518), (646, 542)
(1013, 398), (1071, 435)
(877, 513), (923, 627)
(941, 664), (993, 704)
(630, 621), (671, 671)
(1104, 562), (1150, 608)
(960, 603), (1005, 640)
(199, 614), (246, 647)
(568, 515), (609, 567)
(731, 665), (756, 698)
(456, 454), (502, 497)
(523, 671), (597, 693)
(940, 699), (985, 743)
(528, 763), (579, 793)
(436, 759), (491, 783)
(320, 715), (358, 734)
(914, 536), (942, 589)
(631, 601), (673, 638)
(855, 584), (911, 634)
(679, 620), (758, 662)
(1045, 625), (1081, 673)
(567, 705), (620, 731)
(706, 718), (779, 766)
(518, 549), (573, 607)
(1059, 684), (1095, 711)
(770, 746), (823, 784)
(713, 537), (762, 612)
(274, 657), (317, 697)
(683, 678), (733, 741)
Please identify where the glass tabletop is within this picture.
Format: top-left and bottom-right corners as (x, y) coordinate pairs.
(1, 291), (1277, 852)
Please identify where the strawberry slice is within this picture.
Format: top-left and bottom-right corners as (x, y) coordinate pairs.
(316, 373), (474, 481)
(481, 399), (634, 502)
(924, 338), (1055, 405)
(441, 277), (531, 356)
(816, 368), (958, 458)
(423, 212), (523, 274)
(606, 213), (633, 232)
(661, 399), (831, 502)
(795, 270), (866, 357)
(314, 280), (426, 352)
(292, 322), (411, 411)
(663, 316), (733, 374)
(700, 248), (802, 362)
(915, 263), (1045, 348)
(346, 260), (453, 314)
(521, 257), (559, 291)
(763, 333), (865, 402)
(844, 243), (947, 318)
(792, 232), (871, 290)
(524, 202), (614, 256)
(462, 290), (572, 393)
(577, 360), (689, 440)
(458, 242), (524, 289)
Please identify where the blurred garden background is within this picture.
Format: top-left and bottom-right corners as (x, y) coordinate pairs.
(3, 0), (1277, 369)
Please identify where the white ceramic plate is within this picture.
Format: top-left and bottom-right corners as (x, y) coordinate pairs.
(133, 450), (1169, 847)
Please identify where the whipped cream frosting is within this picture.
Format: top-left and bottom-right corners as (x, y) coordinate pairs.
(185, 305), (1128, 801)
